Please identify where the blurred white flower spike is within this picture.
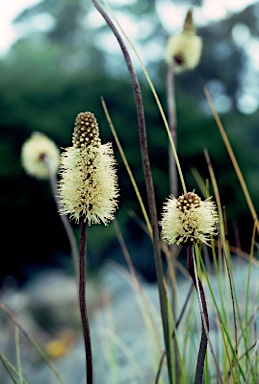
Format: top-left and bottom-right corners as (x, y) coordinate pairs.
(21, 132), (60, 180)
(164, 10), (202, 73)
(58, 112), (119, 225)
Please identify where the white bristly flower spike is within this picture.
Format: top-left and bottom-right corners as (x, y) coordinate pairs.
(164, 10), (202, 73)
(160, 192), (218, 245)
(21, 132), (60, 180)
(58, 111), (119, 225)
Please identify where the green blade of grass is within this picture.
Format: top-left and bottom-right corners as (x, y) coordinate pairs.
(15, 327), (23, 384)
(193, 245), (223, 384)
(101, 97), (152, 238)
(113, 219), (164, 377)
(197, 254), (246, 381)
(0, 352), (28, 384)
(203, 84), (259, 235)
(97, 326), (148, 384)
(102, 0), (187, 195)
(91, 2), (174, 381)
(245, 340), (259, 384)
(0, 302), (67, 384)
(205, 149), (253, 378)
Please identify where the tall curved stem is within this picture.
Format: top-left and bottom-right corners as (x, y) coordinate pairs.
(91, 1), (174, 382)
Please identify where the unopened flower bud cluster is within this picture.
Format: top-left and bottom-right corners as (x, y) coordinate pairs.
(72, 112), (101, 149)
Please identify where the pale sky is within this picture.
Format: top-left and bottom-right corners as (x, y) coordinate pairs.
(0, 0), (257, 54)
(0, 0), (39, 53)
(157, 0), (258, 30)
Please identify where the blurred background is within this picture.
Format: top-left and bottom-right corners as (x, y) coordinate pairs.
(1, 0), (259, 285)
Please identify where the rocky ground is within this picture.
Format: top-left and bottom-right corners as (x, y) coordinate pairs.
(0, 257), (258, 383)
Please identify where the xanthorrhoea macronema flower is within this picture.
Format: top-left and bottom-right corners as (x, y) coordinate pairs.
(160, 192), (218, 245)
(21, 132), (60, 179)
(164, 10), (202, 73)
(58, 111), (119, 225)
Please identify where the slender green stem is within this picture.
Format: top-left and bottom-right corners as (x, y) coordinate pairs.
(0, 352), (22, 384)
(204, 149), (248, 377)
(245, 223), (257, 374)
(15, 327), (23, 384)
(245, 340), (259, 384)
(167, 63), (178, 197)
(187, 245), (208, 384)
(102, 0), (187, 195)
(0, 302), (66, 384)
(203, 85), (259, 234)
(198, 253), (246, 381)
(101, 97), (152, 237)
(113, 218), (163, 378)
(221, 247), (239, 382)
(91, 1), (174, 382)
(166, 62), (179, 377)
(155, 283), (194, 384)
(79, 219), (92, 384)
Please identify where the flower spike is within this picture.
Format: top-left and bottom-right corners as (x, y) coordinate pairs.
(21, 132), (60, 180)
(58, 112), (119, 225)
(164, 10), (202, 73)
(160, 192), (218, 245)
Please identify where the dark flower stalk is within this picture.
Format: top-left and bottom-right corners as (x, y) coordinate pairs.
(187, 245), (209, 384)
(58, 112), (119, 383)
(161, 192), (218, 383)
(79, 220), (92, 383)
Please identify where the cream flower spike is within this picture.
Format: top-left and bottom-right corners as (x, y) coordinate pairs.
(164, 10), (202, 73)
(160, 192), (218, 246)
(21, 132), (60, 180)
(58, 111), (119, 225)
